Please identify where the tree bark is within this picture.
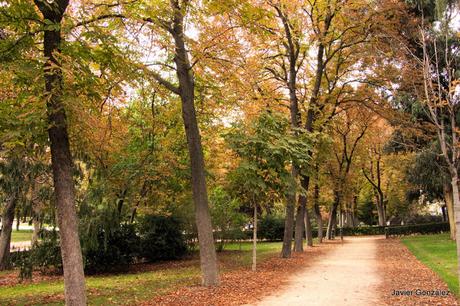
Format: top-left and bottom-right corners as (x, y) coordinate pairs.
(281, 167), (297, 258)
(0, 195), (17, 270)
(313, 185), (323, 243)
(15, 213), (20, 231)
(450, 169), (460, 294)
(252, 203), (257, 271)
(376, 192), (385, 226)
(170, 1), (219, 285)
(444, 183), (456, 240)
(442, 205), (447, 222)
(326, 191), (339, 239)
(293, 197), (305, 252)
(305, 207), (313, 247)
(31, 216), (40, 246)
(34, 1), (86, 304)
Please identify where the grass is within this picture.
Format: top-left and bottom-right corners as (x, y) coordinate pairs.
(0, 241), (282, 305)
(401, 233), (458, 294)
(11, 230), (33, 243)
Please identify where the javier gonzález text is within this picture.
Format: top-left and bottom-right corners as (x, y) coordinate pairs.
(391, 289), (450, 297)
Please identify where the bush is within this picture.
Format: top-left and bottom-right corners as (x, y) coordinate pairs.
(341, 226), (386, 236)
(258, 215), (285, 241)
(138, 215), (187, 261)
(30, 230), (63, 273)
(83, 223), (141, 273)
(12, 230), (62, 278)
(386, 222), (449, 236)
(11, 250), (33, 281)
(15, 225), (141, 275)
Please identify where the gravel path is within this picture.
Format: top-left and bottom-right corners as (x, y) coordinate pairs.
(252, 236), (382, 306)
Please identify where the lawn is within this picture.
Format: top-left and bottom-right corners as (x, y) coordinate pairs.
(0, 241), (282, 305)
(11, 230), (33, 243)
(401, 233), (458, 294)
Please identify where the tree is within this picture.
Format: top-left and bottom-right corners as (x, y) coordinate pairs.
(396, 0), (460, 288)
(124, 0), (220, 285)
(32, 0), (87, 303)
(210, 187), (247, 252)
(362, 143), (387, 226)
(324, 105), (372, 239)
(226, 111), (311, 270)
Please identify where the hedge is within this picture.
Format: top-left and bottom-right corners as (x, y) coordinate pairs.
(385, 222), (450, 237)
(241, 222), (451, 240)
(340, 226), (386, 236)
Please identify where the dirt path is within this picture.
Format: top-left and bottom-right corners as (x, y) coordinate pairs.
(252, 236), (382, 306)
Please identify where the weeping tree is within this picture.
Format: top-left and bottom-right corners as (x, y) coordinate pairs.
(225, 111), (311, 271)
(406, 145), (454, 238)
(0, 157), (26, 270)
(404, 0), (460, 292)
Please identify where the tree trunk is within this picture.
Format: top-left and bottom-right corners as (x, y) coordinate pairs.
(15, 213), (20, 231)
(0, 195), (16, 270)
(450, 169), (460, 295)
(252, 203), (257, 271)
(34, 1), (87, 304)
(31, 216), (40, 246)
(305, 207), (313, 247)
(374, 191), (385, 226)
(281, 167), (297, 258)
(444, 183), (456, 240)
(376, 205), (385, 226)
(351, 195), (358, 227)
(313, 182), (323, 243)
(442, 205), (447, 222)
(170, 3), (219, 285)
(293, 197), (305, 252)
(326, 207), (337, 240)
(326, 191), (339, 240)
(376, 193), (385, 226)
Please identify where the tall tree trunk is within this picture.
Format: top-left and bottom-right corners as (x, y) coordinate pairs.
(314, 205), (323, 243)
(116, 189), (127, 219)
(15, 213), (20, 231)
(305, 207), (313, 247)
(313, 175), (323, 243)
(252, 203), (257, 271)
(34, 1), (87, 304)
(294, 175), (313, 251)
(326, 207), (338, 240)
(31, 216), (40, 246)
(351, 195), (358, 227)
(376, 193), (385, 226)
(294, 197), (305, 252)
(442, 205), (447, 222)
(281, 167), (297, 258)
(450, 168), (460, 294)
(0, 195), (17, 270)
(326, 191), (339, 239)
(444, 183), (456, 240)
(31, 180), (41, 246)
(170, 2), (218, 285)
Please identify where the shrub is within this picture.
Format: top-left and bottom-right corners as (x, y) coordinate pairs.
(386, 222), (449, 236)
(258, 215), (285, 241)
(138, 215), (187, 261)
(83, 223), (141, 273)
(12, 230), (62, 278)
(30, 230), (63, 273)
(341, 226), (386, 236)
(16, 225), (141, 275)
(11, 250), (33, 281)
